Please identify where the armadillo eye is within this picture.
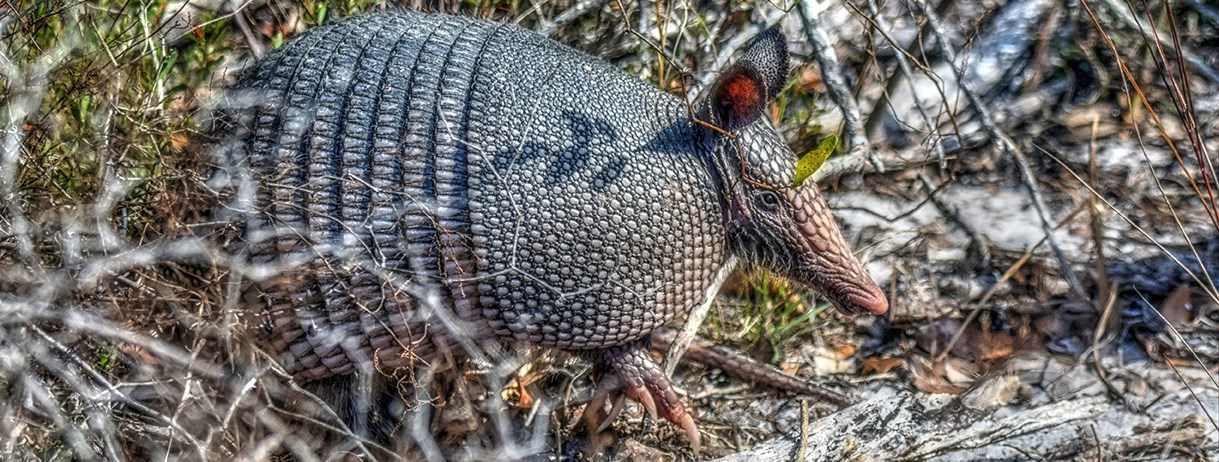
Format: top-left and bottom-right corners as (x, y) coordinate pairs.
(757, 190), (781, 212)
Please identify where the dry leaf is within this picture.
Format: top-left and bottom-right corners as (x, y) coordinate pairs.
(861, 357), (903, 374)
(909, 356), (968, 394)
(971, 332), (1018, 362)
(917, 317), (1020, 362)
(810, 346), (855, 375)
(1166, 357), (1198, 368)
(514, 381), (533, 409)
(795, 65), (823, 91)
(942, 357), (980, 386)
(832, 344), (857, 359)
(779, 358), (801, 375)
(503, 363), (543, 409)
(618, 439), (670, 461)
(1160, 284), (1194, 327)
(170, 133), (190, 151)
(961, 375), (1021, 410)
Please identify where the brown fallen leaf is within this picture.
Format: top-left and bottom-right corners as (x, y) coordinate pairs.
(917, 317), (1022, 362)
(779, 358), (801, 375)
(618, 439), (672, 462)
(511, 379), (533, 409)
(832, 343), (857, 360)
(502, 363), (547, 409)
(961, 375), (1021, 410)
(794, 65), (823, 92)
(1166, 357), (1200, 368)
(861, 357), (903, 375)
(1160, 283), (1194, 328)
(971, 331), (1018, 362)
(169, 132), (190, 151)
(908, 356), (970, 394)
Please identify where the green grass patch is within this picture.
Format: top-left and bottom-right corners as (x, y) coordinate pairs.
(709, 271), (832, 364)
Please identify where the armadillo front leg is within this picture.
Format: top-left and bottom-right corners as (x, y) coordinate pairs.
(584, 341), (700, 452)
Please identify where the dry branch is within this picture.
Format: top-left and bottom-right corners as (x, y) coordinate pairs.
(711, 391), (1109, 461)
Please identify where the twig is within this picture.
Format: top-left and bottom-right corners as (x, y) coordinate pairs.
(691, 18), (776, 95)
(0, 13), (81, 270)
(796, 0), (882, 174)
(1183, 0), (1219, 24)
(1078, 0), (1219, 231)
(797, 400), (809, 462)
(849, 0), (961, 169)
(834, 169), (952, 222)
(1126, 114), (1219, 302)
(1040, 145), (1219, 307)
(662, 257), (738, 377)
(933, 203), (1086, 364)
(410, 367), (445, 462)
(917, 173), (992, 268)
(911, 0), (1087, 299)
(229, 0), (263, 59)
(167, 0), (257, 43)
(687, 383), (753, 400)
(815, 152), (937, 179)
(613, 0), (692, 77)
(1098, 0), (1219, 84)
(31, 326), (211, 460)
(22, 373), (98, 459)
(535, 0), (611, 35)
(637, 0), (655, 70)
(933, 243), (1034, 364)
(1087, 291), (1131, 409)
(1133, 291), (1219, 433)
(271, 371), (397, 459)
(38, 308), (228, 379)
(653, 327), (850, 406)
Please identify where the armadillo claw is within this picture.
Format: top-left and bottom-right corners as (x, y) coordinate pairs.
(677, 410), (701, 454)
(625, 383), (659, 421)
(624, 376), (701, 454)
(587, 341), (701, 453)
(596, 393), (628, 433)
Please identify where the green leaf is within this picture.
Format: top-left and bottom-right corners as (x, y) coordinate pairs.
(792, 134), (837, 187)
(75, 94), (91, 123)
(156, 50), (178, 84)
(94, 344), (116, 370)
(315, 3), (328, 24)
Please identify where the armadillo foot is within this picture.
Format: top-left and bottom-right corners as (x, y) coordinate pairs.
(585, 341), (701, 453)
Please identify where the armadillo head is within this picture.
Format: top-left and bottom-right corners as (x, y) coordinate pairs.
(699, 26), (888, 316)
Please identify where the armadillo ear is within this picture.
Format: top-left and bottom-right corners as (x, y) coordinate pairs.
(706, 25), (790, 132)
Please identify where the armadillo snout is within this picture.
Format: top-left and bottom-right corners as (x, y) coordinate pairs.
(789, 256), (888, 317)
(787, 183), (889, 317)
(836, 284), (889, 316)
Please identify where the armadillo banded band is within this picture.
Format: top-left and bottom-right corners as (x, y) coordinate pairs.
(225, 12), (494, 380)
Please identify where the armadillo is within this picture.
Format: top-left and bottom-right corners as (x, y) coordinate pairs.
(212, 10), (888, 449)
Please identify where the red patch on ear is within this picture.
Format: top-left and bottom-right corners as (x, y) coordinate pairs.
(715, 71), (764, 125)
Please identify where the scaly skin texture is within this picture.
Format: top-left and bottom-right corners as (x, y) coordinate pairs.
(212, 11), (887, 450)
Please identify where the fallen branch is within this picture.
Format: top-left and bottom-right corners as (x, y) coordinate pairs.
(711, 391), (1108, 461)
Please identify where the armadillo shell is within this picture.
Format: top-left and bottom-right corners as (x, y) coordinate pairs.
(213, 12), (729, 381)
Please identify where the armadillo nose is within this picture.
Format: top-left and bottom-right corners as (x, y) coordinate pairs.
(851, 288), (889, 316)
